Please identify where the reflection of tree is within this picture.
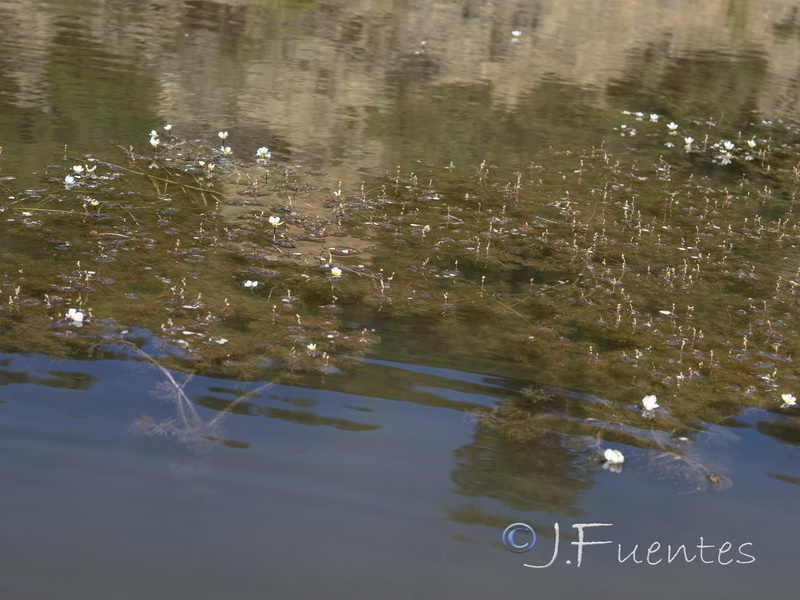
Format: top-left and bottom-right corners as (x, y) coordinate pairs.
(463, 384), (738, 504)
(196, 393), (381, 432)
(0, 365), (98, 391)
(756, 416), (800, 447)
(451, 426), (593, 514)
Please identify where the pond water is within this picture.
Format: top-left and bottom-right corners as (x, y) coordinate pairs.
(2, 1), (800, 598)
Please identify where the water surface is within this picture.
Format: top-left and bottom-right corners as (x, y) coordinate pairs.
(1, 1), (799, 598)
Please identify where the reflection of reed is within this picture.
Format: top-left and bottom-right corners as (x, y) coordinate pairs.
(125, 342), (270, 452)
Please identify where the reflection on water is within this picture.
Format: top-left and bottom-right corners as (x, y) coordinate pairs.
(4, 0), (800, 182)
(3, 0), (800, 598)
(1, 350), (798, 598)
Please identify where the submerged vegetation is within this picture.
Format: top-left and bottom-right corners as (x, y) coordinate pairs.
(2, 111), (799, 484)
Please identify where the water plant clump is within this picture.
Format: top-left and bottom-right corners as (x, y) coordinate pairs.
(331, 117), (800, 436)
(0, 131), (379, 380)
(2, 114), (800, 462)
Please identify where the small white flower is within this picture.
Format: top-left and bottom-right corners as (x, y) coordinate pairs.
(221, 146), (232, 156)
(664, 142), (675, 148)
(164, 124), (173, 131)
(649, 113), (659, 122)
(256, 147), (271, 160)
(723, 140), (735, 151)
(667, 122), (678, 131)
(307, 343), (317, 354)
(511, 30), (522, 37)
(149, 130), (158, 138)
(642, 394), (659, 411)
(746, 139), (757, 148)
(72, 165), (84, 174)
(781, 393), (796, 408)
(218, 130), (228, 140)
(150, 136), (160, 148)
(64, 175), (75, 185)
(331, 266), (342, 278)
(243, 280), (259, 288)
(268, 216), (283, 227)
(684, 137), (694, 145)
(66, 308), (84, 323)
(85, 165), (97, 173)
(603, 448), (625, 472)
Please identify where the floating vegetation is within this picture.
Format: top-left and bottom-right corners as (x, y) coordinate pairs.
(2, 113), (800, 486)
(0, 132), (379, 380)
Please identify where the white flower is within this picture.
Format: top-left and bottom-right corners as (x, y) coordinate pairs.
(256, 147), (271, 160)
(781, 393), (796, 408)
(723, 140), (735, 151)
(649, 113), (659, 122)
(72, 165), (84, 174)
(66, 308), (84, 323)
(746, 139), (756, 148)
(164, 124), (173, 131)
(642, 394), (659, 411)
(221, 146), (232, 155)
(331, 266), (342, 278)
(603, 448), (625, 472)
(86, 165), (97, 173)
(243, 280), (259, 288)
(306, 343), (317, 354)
(150, 136), (160, 148)
(268, 216), (283, 227)
(664, 142), (675, 148)
(149, 130), (158, 138)
(667, 122), (678, 131)
(64, 175), (75, 185)
(511, 30), (521, 37)
(218, 130), (228, 140)
(684, 137), (694, 145)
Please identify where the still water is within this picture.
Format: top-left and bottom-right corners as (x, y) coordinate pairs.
(1, 1), (799, 598)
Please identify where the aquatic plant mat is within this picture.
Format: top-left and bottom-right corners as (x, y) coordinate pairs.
(2, 115), (799, 483)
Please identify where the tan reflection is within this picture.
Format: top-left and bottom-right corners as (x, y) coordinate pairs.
(4, 0), (800, 178)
